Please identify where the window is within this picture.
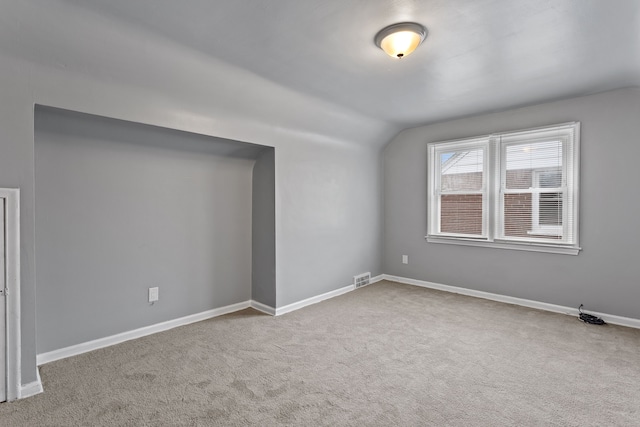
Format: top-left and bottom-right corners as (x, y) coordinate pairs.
(427, 122), (580, 255)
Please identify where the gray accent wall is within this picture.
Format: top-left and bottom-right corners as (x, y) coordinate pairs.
(0, 57), (386, 386)
(383, 88), (640, 320)
(252, 148), (276, 308)
(0, 8), (387, 383)
(35, 107), (262, 353)
(275, 139), (384, 307)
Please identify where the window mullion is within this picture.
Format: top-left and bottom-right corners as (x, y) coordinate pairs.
(496, 135), (506, 241)
(488, 136), (499, 242)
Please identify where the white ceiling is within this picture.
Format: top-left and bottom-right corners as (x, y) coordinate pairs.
(63, 0), (640, 126)
(3, 0), (640, 138)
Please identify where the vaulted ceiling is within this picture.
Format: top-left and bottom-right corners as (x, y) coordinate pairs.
(2, 0), (639, 143)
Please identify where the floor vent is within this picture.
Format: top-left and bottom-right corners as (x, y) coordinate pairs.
(354, 272), (371, 288)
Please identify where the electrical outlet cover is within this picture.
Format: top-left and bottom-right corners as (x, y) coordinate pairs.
(148, 287), (159, 302)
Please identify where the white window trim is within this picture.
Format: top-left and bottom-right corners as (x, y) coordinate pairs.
(429, 137), (490, 239)
(426, 122), (581, 255)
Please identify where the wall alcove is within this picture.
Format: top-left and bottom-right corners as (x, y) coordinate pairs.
(34, 105), (275, 355)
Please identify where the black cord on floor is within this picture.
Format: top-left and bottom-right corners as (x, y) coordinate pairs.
(578, 304), (606, 325)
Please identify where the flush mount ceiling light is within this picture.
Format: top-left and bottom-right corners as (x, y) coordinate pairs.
(374, 22), (428, 59)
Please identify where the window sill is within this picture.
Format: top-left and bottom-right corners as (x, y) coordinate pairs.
(425, 235), (581, 255)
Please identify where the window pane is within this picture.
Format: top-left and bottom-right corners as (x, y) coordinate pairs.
(503, 140), (565, 240)
(505, 141), (562, 189)
(440, 149), (483, 192)
(503, 193), (532, 237)
(440, 194), (483, 235)
(539, 192), (562, 226)
(505, 169), (531, 190)
(538, 169), (562, 188)
(503, 192), (562, 239)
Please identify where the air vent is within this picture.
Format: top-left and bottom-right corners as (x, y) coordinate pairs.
(354, 272), (371, 288)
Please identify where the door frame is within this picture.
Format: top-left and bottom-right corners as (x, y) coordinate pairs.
(0, 188), (20, 401)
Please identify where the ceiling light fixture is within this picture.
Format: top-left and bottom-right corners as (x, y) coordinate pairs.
(374, 22), (428, 59)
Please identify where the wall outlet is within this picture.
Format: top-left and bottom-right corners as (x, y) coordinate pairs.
(402, 255), (409, 264)
(148, 287), (159, 303)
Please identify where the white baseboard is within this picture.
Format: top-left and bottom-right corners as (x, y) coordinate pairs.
(19, 368), (43, 399)
(276, 284), (355, 316)
(250, 300), (276, 316)
(37, 300), (252, 366)
(254, 274), (384, 317)
(370, 274), (384, 284)
(33, 273), (391, 368)
(383, 274), (640, 330)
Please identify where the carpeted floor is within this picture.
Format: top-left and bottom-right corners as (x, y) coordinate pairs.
(1, 280), (639, 426)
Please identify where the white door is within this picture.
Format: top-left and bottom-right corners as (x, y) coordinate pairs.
(0, 198), (6, 402)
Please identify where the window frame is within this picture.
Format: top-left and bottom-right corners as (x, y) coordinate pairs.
(429, 137), (490, 240)
(427, 122), (580, 255)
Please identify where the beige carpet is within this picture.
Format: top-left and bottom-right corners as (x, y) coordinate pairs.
(2, 280), (639, 426)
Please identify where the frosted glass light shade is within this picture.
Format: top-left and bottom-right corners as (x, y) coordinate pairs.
(375, 22), (427, 59)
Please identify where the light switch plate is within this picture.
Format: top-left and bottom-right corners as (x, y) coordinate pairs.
(148, 287), (159, 303)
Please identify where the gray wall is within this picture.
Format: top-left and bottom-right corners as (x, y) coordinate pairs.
(1, 1), (389, 385)
(35, 107), (261, 353)
(275, 139), (383, 307)
(252, 148), (276, 308)
(383, 88), (640, 320)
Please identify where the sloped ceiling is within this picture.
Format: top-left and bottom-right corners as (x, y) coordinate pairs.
(2, 0), (639, 144)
